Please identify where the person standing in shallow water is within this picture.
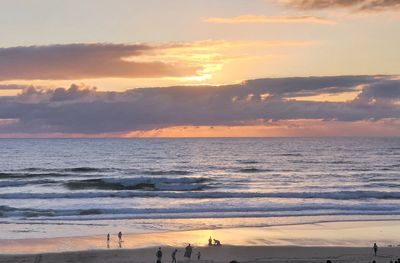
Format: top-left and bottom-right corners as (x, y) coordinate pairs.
(373, 243), (378, 256)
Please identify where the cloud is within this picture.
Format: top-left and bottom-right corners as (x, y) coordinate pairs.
(279, 0), (400, 11)
(0, 43), (201, 81)
(0, 84), (32, 90)
(0, 75), (399, 135)
(0, 41), (317, 82)
(203, 15), (335, 25)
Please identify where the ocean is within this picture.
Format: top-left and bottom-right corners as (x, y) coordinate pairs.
(1, 138), (400, 239)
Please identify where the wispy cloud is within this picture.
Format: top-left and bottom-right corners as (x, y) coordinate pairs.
(203, 15), (336, 25)
(279, 0), (400, 11)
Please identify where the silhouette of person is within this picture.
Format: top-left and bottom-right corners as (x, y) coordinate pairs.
(118, 231), (122, 242)
(107, 233), (110, 248)
(197, 252), (201, 260)
(171, 249), (178, 263)
(373, 243), (378, 256)
(157, 247), (163, 263)
(213, 239), (221, 246)
(184, 244), (193, 259)
(208, 237), (212, 246)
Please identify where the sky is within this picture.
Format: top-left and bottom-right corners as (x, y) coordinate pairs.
(0, 0), (399, 137)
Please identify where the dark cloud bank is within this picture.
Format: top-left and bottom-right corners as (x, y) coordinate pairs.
(0, 76), (399, 134)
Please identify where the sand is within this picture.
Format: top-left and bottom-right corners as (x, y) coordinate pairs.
(2, 221), (400, 262)
(1, 246), (399, 263)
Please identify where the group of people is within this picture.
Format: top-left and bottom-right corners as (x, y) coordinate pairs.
(157, 244), (201, 263)
(106, 232), (124, 248)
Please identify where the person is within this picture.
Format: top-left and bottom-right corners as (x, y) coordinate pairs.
(197, 252), (201, 260)
(118, 231), (122, 242)
(373, 243), (378, 256)
(184, 244), (193, 259)
(157, 247), (163, 263)
(208, 237), (212, 246)
(213, 239), (221, 246)
(171, 249), (178, 263)
(107, 233), (110, 248)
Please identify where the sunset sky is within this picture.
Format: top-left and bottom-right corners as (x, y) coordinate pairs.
(0, 0), (399, 137)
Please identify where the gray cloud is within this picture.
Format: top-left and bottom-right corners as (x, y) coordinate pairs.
(0, 75), (399, 134)
(0, 44), (200, 80)
(280, 0), (400, 11)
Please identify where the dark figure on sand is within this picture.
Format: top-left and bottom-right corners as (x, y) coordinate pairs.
(197, 252), (201, 260)
(184, 244), (193, 259)
(118, 231), (122, 242)
(373, 243), (378, 256)
(157, 247), (163, 263)
(106, 233), (110, 248)
(171, 249), (178, 263)
(208, 237), (212, 246)
(213, 239), (221, 246)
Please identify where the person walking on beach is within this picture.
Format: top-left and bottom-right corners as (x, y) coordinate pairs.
(156, 247), (163, 263)
(171, 249), (178, 263)
(373, 243), (378, 256)
(184, 244), (193, 260)
(118, 231), (122, 242)
(107, 233), (110, 248)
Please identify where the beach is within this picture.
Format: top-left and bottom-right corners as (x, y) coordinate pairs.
(1, 245), (399, 263)
(1, 221), (400, 262)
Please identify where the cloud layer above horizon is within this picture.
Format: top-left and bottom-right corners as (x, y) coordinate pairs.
(0, 75), (399, 136)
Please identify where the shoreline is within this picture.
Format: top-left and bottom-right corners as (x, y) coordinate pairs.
(2, 220), (400, 255)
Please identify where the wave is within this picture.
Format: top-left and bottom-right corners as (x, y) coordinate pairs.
(237, 160), (259, 164)
(235, 168), (272, 173)
(64, 177), (208, 191)
(4, 203), (400, 220)
(2, 190), (400, 200)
